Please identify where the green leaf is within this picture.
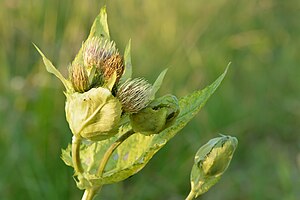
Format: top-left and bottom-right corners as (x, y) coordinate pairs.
(33, 43), (73, 92)
(119, 40), (132, 85)
(73, 6), (110, 65)
(104, 71), (117, 91)
(62, 66), (228, 189)
(61, 144), (72, 167)
(88, 6), (110, 40)
(151, 68), (168, 99)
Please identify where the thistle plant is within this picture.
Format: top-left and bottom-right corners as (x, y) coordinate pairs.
(35, 6), (237, 200)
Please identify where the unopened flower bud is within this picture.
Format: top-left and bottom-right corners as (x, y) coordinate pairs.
(116, 78), (153, 113)
(65, 87), (122, 141)
(70, 63), (90, 93)
(102, 54), (124, 83)
(190, 135), (238, 197)
(130, 94), (180, 135)
(198, 135), (237, 177)
(83, 37), (118, 69)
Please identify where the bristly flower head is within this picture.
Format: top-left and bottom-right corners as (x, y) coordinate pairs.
(70, 63), (90, 93)
(103, 54), (124, 83)
(83, 36), (124, 86)
(117, 78), (153, 113)
(83, 37), (118, 70)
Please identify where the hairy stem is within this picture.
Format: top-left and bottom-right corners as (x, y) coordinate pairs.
(82, 186), (102, 200)
(72, 135), (83, 173)
(97, 129), (135, 176)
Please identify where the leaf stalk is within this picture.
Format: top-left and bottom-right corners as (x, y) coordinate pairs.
(97, 129), (135, 176)
(72, 136), (83, 173)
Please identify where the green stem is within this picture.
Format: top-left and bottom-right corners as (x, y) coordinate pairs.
(97, 130), (135, 176)
(185, 190), (196, 200)
(82, 186), (102, 200)
(72, 135), (83, 173)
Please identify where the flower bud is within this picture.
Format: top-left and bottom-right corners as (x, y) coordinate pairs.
(190, 135), (238, 197)
(70, 63), (90, 93)
(197, 135), (237, 177)
(102, 54), (124, 83)
(65, 87), (122, 141)
(116, 78), (153, 113)
(130, 94), (180, 135)
(83, 37), (118, 70)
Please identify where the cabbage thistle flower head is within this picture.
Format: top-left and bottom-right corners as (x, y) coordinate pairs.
(69, 62), (93, 93)
(83, 37), (123, 82)
(83, 37), (118, 70)
(102, 54), (124, 83)
(117, 78), (153, 113)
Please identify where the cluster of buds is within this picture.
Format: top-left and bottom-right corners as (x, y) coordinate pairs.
(36, 32), (178, 142)
(64, 35), (177, 141)
(34, 6), (180, 142)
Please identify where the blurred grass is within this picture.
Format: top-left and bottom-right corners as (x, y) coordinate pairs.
(1, 0), (300, 199)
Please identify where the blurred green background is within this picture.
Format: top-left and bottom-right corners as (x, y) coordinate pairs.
(1, 0), (299, 199)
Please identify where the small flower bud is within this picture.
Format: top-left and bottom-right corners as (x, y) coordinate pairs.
(116, 78), (153, 113)
(190, 135), (238, 197)
(130, 94), (180, 135)
(198, 135), (237, 177)
(70, 63), (90, 93)
(83, 37), (118, 69)
(102, 54), (124, 83)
